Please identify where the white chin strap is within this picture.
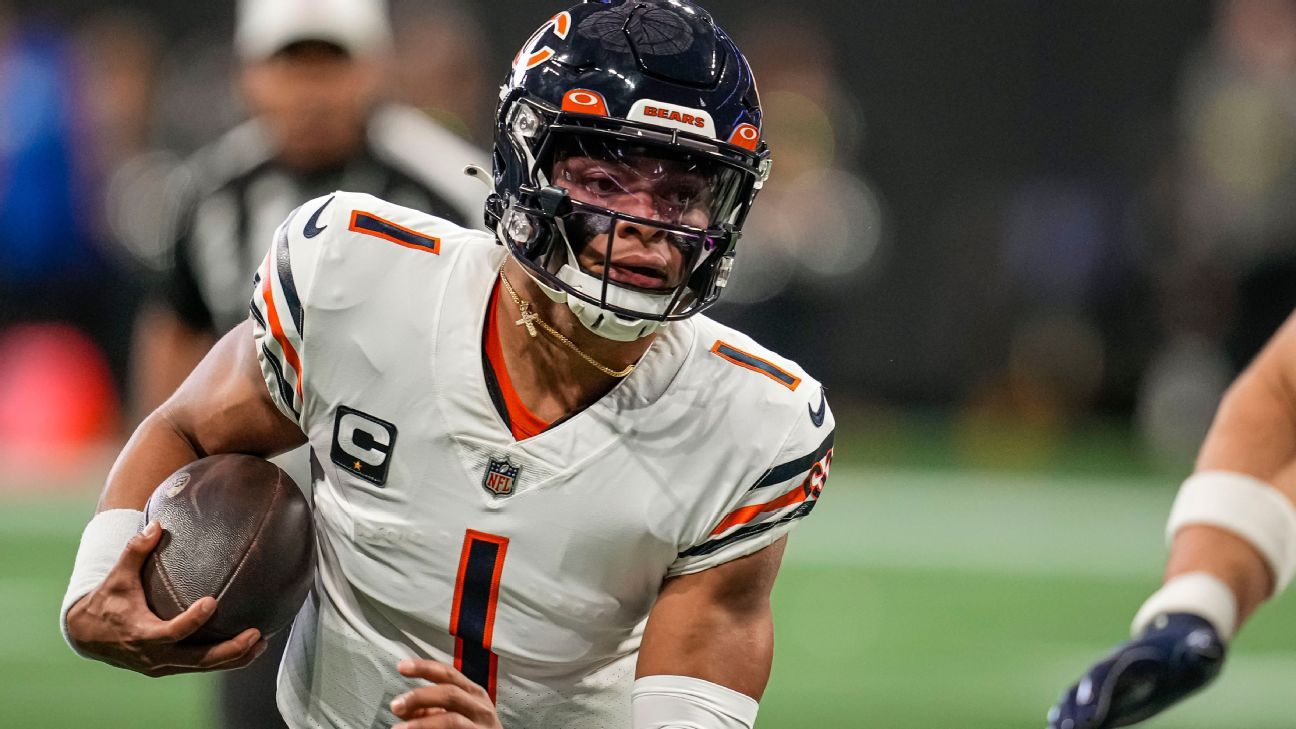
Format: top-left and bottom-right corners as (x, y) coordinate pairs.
(529, 263), (672, 342)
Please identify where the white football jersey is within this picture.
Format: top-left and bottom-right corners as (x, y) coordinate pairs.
(249, 191), (835, 729)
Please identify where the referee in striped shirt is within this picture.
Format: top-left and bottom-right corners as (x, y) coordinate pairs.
(130, 1), (486, 726)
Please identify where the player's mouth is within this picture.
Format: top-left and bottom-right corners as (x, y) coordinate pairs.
(605, 263), (670, 290)
(582, 250), (676, 290)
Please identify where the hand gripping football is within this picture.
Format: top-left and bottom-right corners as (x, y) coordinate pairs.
(140, 454), (316, 643)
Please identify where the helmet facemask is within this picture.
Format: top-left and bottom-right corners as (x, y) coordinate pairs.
(494, 95), (769, 341)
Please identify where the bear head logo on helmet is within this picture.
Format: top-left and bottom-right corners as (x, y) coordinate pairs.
(488, 0), (771, 342)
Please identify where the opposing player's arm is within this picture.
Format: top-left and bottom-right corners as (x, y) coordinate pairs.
(1049, 312), (1296, 728)
(1171, 309), (1296, 619)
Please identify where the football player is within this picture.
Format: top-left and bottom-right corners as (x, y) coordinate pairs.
(1048, 316), (1296, 726)
(60, 2), (835, 728)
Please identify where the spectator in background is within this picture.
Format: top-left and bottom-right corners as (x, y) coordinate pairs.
(128, 0), (488, 726)
(1141, 0), (1296, 461)
(131, 0), (487, 416)
(390, 0), (492, 146)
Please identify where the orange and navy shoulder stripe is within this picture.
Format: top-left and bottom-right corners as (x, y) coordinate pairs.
(349, 210), (441, 254)
(263, 219), (304, 373)
(710, 340), (801, 390)
(746, 430), (835, 493)
(250, 206), (310, 419)
(274, 209), (306, 336)
(678, 430), (834, 560)
(258, 254), (303, 414)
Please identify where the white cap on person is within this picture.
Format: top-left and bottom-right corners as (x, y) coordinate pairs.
(235, 0), (392, 61)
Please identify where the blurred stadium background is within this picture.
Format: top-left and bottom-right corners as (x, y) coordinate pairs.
(4, 0), (1296, 726)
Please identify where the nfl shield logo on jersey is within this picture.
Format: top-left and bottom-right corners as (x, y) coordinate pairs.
(482, 457), (520, 497)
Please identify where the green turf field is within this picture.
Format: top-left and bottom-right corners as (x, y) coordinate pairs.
(5, 464), (1295, 728)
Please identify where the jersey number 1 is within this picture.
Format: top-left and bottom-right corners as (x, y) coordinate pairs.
(450, 529), (509, 701)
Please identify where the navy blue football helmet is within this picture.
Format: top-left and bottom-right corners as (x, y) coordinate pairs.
(488, 0), (771, 341)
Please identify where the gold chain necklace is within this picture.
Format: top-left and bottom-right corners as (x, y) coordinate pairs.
(497, 268), (636, 379)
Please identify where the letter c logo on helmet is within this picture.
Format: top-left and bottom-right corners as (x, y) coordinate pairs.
(513, 11), (573, 72)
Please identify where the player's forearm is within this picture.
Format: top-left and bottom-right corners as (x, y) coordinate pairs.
(1164, 526), (1270, 627)
(97, 409), (205, 512)
(639, 539), (788, 702)
(1159, 325), (1296, 626)
(1171, 352), (1296, 607)
(674, 609), (773, 700)
(633, 599), (771, 729)
(638, 591), (774, 700)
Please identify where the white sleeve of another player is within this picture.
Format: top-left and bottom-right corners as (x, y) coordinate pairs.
(249, 195), (331, 427)
(667, 395), (835, 577)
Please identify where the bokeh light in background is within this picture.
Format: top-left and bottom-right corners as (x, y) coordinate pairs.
(717, 10), (884, 306)
(0, 323), (117, 471)
(7, 1), (1296, 727)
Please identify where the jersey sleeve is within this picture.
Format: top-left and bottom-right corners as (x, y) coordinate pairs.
(248, 195), (331, 426)
(667, 389), (836, 577)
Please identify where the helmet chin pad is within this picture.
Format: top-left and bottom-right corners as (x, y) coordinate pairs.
(530, 262), (669, 342)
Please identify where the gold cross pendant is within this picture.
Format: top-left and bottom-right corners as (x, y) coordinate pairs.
(515, 303), (539, 337)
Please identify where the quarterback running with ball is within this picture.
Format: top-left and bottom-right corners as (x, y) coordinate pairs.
(60, 2), (834, 728)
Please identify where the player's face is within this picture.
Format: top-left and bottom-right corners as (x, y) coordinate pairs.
(240, 42), (382, 172)
(553, 152), (713, 291)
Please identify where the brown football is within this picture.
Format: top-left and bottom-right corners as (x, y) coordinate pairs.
(141, 454), (315, 644)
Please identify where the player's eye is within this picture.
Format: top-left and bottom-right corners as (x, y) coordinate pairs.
(663, 186), (702, 207)
(654, 183), (708, 220)
(583, 174), (621, 197)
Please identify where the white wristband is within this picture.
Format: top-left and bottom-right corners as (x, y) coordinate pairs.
(1131, 572), (1239, 641)
(1167, 471), (1296, 593)
(632, 675), (758, 729)
(60, 509), (144, 656)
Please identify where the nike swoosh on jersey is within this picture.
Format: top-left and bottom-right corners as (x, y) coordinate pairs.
(304, 196), (334, 238)
(808, 387), (826, 427)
